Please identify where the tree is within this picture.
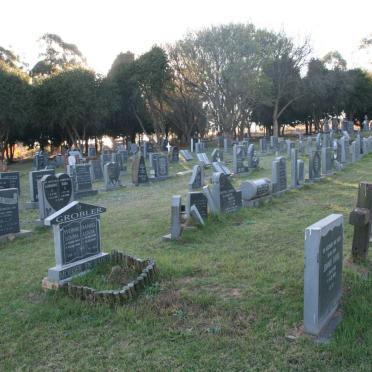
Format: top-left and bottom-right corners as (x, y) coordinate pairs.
(31, 34), (87, 77)
(261, 33), (310, 136)
(0, 61), (31, 161)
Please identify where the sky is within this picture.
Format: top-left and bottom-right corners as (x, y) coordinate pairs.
(1, 0), (371, 74)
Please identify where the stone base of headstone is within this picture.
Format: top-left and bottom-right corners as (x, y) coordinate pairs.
(102, 185), (125, 192)
(313, 311), (342, 344)
(25, 201), (39, 209)
(35, 219), (47, 227)
(47, 252), (110, 285)
(242, 195), (272, 208)
(0, 230), (32, 244)
(42, 277), (66, 290)
(272, 189), (288, 197)
(73, 190), (98, 198)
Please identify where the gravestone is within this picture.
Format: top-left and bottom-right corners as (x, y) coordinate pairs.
(101, 153), (112, 169)
(349, 182), (372, 262)
(224, 138), (233, 153)
(188, 164), (204, 190)
(103, 162), (122, 191)
(195, 142), (204, 154)
(259, 138), (267, 153)
(170, 146), (179, 163)
(233, 145), (249, 174)
(247, 144), (259, 169)
(89, 159), (104, 181)
(163, 195), (183, 241)
(33, 151), (49, 170)
(241, 178), (272, 201)
(180, 149), (193, 161)
(0, 171), (20, 194)
(111, 152), (124, 171)
(132, 154), (148, 185)
(217, 136), (224, 149)
(309, 150), (321, 181)
(0, 188), (31, 242)
(211, 172), (242, 213)
(130, 143), (138, 155)
(87, 147), (97, 157)
(272, 157), (287, 193)
(187, 191), (208, 219)
(297, 159), (305, 185)
(190, 205), (205, 226)
(287, 140), (295, 157)
(298, 140), (305, 154)
(28, 169), (55, 208)
(321, 147), (333, 176)
(290, 148), (299, 189)
(38, 173), (73, 221)
(270, 136), (279, 151)
(43, 201), (109, 285)
(69, 164), (98, 198)
(211, 148), (223, 162)
(196, 153), (211, 167)
(316, 133), (322, 150)
(152, 154), (169, 180)
(118, 149), (129, 164)
(304, 214), (343, 336)
(212, 161), (232, 176)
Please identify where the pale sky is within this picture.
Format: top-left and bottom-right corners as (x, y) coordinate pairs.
(1, 0), (371, 74)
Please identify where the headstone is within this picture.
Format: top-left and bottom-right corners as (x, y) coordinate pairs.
(118, 149), (129, 164)
(170, 146), (179, 163)
(111, 152), (124, 171)
(132, 154), (148, 185)
(217, 136), (224, 149)
(188, 164), (204, 190)
(196, 153), (211, 167)
(223, 138), (232, 153)
(287, 140), (295, 157)
(211, 172), (242, 213)
(297, 159), (305, 185)
(0, 188), (20, 237)
(272, 157), (287, 193)
(152, 154), (169, 179)
(241, 178), (272, 201)
(350, 182), (372, 262)
(309, 150), (321, 181)
(305, 137), (313, 155)
(87, 147), (97, 158)
(44, 201), (108, 284)
(103, 162), (122, 190)
(180, 149), (193, 161)
(212, 161), (232, 176)
(0, 171), (20, 194)
(89, 159), (104, 181)
(130, 143), (138, 155)
(332, 117), (338, 131)
(28, 169), (55, 207)
(211, 148), (223, 162)
(304, 214), (343, 335)
(270, 136), (279, 151)
(298, 140), (305, 154)
(189, 205), (205, 226)
(168, 195), (182, 240)
(187, 191), (208, 219)
(233, 145), (249, 174)
(195, 142), (204, 154)
(290, 148), (299, 188)
(68, 164), (98, 198)
(321, 147), (333, 176)
(316, 133), (322, 150)
(247, 144), (259, 169)
(101, 152), (112, 169)
(33, 151), (49, 170)
(259, 138), (267, 153)
(38, 173), (73, 221)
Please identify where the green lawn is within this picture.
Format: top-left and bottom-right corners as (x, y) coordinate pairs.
(0, 148), (371, 371)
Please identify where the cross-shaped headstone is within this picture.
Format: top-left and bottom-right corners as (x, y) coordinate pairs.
(166, 142), (172, 153)
(349, 182), (372, 262)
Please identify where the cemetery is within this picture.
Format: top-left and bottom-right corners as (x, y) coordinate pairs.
(1, 12), (372, 370)
(0, 131), (371, 370)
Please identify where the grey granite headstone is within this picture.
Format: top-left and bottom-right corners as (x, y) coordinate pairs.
(38, 173), (73, 221)
(197, 153), (211, 167)
(0, 172), (20, 195)
(28, 169), (55, 206)
(68, 164), (98, 198)
(309, 150), (321, 181)
(89, 159), (103, 181)
(188, 164), (204, 190)
(104, 162), (122, 190)
(211, 172), (242, 213)
(0, 188), (20, 237)
(170, 195), (182, 240)
(321, 147), (333, 176)
(272, 156), (287, 193)
(304, 214), (343, 335)
(190, 205), (205, 226)
(241, 178), (272, 201)
(233, 144), (249, 174)
(297, 159), (305, 185)
(211, 148), (223, 162)
(247, 144), (259, 168)
(187, 191), (208, 218)
(44, 201), (108, 283)
(212, 161), (231, 176)
(180, 150), (193, 161)
(290, 148), (299, 188)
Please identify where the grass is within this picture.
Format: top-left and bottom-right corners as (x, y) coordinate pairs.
(0, 144), (371, 371)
